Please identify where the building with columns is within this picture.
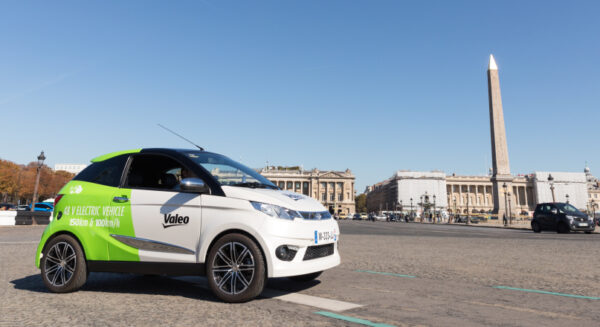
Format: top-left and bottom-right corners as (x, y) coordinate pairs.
(258, 166), (356, 215)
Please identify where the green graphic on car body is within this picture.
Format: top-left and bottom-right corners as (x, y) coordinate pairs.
(36, 180), (138, 267)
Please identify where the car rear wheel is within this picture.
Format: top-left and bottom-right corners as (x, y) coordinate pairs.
(289, 271), (322, 282)
(207, 233), (265, 303)
(531, 221), (541, 233)
(557, 222), (570, 234)
(41, 234), (87, 293)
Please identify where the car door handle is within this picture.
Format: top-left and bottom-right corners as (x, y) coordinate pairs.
(113, 196), (129, 203)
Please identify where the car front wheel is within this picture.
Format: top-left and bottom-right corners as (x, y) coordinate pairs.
(207, 233), (266, 303)
(531, 221), (541, 233)
(41, 234), (87, 293)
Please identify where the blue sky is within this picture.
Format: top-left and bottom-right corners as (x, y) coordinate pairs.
(1, 0), (598, 192)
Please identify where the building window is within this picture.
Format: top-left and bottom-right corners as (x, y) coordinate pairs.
(330, 193), (335, 201)
(295, 182), (301, 190)
(287, 181), (293, 190)
(320, 182), (326, 189)
(302, 182), (309, 196)
(322, 193), (326, 201)
(329, 182), (334, 189)
(338, 193), (343, 201)
(336, 182), (343, 190)
(278, 181), (284, 189)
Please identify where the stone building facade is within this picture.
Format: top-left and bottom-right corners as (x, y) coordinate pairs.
(367, 169), (594, 217)
(259, 167), (356, 215)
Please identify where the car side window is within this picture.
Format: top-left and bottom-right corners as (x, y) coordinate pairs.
(125, 154), (197, 191)
(73, 155), (128, 187)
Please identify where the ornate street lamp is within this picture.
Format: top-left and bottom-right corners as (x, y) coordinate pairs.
(548, 174), (556, 203)
(30, 151), (46, 225)
(466, 186), (470, 225)
(507, 191), (512, 225)
(565, 194), (569, 204)
(591, 199), (597, 225)
(419, 195), (424, 223)
(453, 198), (457, 224)
(433, 195), (437, 224)
(503, 182), (508, 226)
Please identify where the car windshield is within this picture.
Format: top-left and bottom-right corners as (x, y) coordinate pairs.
(179, 151), (278, 189)
(555, 203), (582, 214)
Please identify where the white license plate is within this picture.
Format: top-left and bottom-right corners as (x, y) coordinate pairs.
(314, 230), (337, 244)
(579, 223), (588, 227)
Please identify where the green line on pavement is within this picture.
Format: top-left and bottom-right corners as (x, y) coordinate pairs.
(315, 311), (396, 327)
(493, 286), (600, 300)
(356, 269), (416, 278)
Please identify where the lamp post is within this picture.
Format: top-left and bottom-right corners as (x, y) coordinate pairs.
(565, 194), (569, 204)
(466, 187), (470, 225)
(433, 195), (437, 224)
(399, 200), (403, 217)
(503, 182), (508, 226)
(420, 195), (424, 223)
(410, 197), (413, 221)
(507, 191), (512, 225)
(548, 174), (556, 203)
(591, 199), (597, 225)
(453, 198), (457, 224)
(30, 151), (46, 225)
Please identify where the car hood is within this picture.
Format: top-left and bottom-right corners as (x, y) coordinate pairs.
(221, 186), (327, 212)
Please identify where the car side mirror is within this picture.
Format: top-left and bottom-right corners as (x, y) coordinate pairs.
(551, 208), (558, 215)
(180, 178), (209, 193)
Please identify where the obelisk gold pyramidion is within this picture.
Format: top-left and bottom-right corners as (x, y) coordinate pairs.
(487, 54), (513, 222)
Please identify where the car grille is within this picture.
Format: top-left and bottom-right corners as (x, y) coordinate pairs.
(574, 217), (586, 222)
(299, 211), (332, 220)
(303, 244), (334, 261)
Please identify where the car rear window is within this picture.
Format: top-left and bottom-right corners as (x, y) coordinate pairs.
(73, 155), (128, 187)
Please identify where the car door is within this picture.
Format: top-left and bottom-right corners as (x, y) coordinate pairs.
(108, 153), (203, 263)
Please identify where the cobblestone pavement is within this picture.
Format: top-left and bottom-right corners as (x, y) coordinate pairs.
(1, 222), (599, 326)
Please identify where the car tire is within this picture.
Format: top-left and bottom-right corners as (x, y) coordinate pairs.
(557, 222), (570, 234)
(289, 271), (322, 282)
(41, 234), (87, 293)
(531, 221), (542, 233)
(206, 233), (266, 303)
(585, 231), (592, 234)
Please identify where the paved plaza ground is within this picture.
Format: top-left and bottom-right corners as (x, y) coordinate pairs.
(1, 222), (599, 326)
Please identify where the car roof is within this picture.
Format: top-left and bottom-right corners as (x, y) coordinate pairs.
(90, 148), (220, 163)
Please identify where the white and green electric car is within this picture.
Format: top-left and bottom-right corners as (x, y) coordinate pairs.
(35, 148), (340, 302)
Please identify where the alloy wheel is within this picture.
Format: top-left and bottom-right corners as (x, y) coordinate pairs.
(44, 241), (77, 287)
(211, 242), (255, 295)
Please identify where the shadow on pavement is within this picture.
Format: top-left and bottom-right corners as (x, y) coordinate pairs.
(11, 273), (220, 302)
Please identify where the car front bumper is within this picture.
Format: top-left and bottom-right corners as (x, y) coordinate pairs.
(261, 218), (340, 278)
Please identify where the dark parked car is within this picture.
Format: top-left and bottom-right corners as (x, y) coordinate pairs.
(531, 203), (594, 234)
(352, 213), (362, 220)
(0, 203), (16, 210)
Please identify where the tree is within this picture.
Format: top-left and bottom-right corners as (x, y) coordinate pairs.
(0, 158), (75, 204)
(355, 193), (367, 213)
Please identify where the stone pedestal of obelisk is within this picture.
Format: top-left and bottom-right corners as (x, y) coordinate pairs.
(488, 55), (513, 223)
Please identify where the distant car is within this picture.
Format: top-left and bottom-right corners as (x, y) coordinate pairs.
(454, 215), (479, 224)
(373, 214), (387, 222)
(352, 213), (362, 220)
(25, 203), (54, 212)
(531, 202), (594, 234)
(360, 213), (367, 220)
(339, 213), (348, 220)
(17, 205), (28, 211)
(0, 203), (16, 210)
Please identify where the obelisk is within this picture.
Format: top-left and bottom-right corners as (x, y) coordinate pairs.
(488, 54), (513, 222)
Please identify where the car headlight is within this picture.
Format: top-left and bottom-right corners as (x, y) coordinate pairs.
(251, 202), (301, 220)
(566, 215), (576, 221)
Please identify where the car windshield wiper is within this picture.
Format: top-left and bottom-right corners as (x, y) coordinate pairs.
(231, 182), (278, 189)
